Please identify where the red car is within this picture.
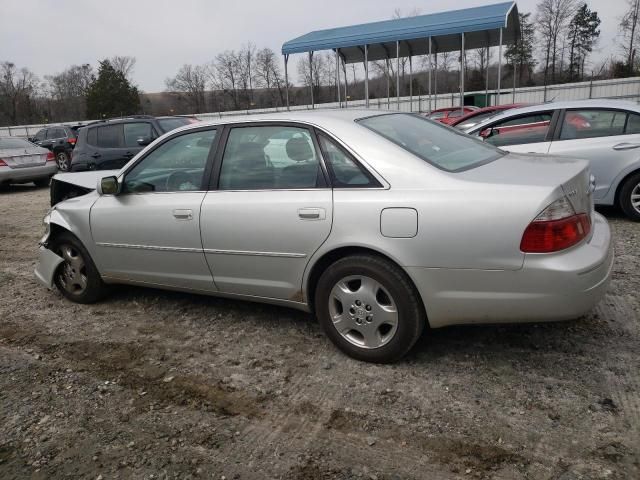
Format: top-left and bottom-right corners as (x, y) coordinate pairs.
(426, 106), (479, 125)
(450, 104), (528, 130)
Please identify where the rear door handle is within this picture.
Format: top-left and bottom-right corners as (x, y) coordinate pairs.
(613, 142), (640, 151)
(298, 207), (325, 220)
(173, 209), (193, 220)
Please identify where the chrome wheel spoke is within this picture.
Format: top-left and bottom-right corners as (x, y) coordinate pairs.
(57, 244), (87, 295)
(632, 186), (640, 212)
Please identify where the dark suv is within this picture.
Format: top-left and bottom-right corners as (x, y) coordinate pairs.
(70, 115), (198, 171)
(30, 125), (80, 171)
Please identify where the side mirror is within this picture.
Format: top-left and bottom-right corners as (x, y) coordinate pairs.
(480, 128), (497, 140)
(137, 136), (152, 146)
(98, 176), (120, 195)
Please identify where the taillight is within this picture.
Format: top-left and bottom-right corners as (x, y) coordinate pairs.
(46, 152), (55, 162)
(0, 158), (7, 166)
(520, 197), (591, 253)
(67, 137), (76, 145)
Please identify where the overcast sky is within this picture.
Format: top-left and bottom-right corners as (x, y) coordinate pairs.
(1, 0), (629, 92)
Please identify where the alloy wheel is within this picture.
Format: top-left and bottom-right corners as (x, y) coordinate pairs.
(56, 152), (69, 171)
(632, 182), (640, 215)
(56, 244), (87, 295)
(328, 275), (398, 349)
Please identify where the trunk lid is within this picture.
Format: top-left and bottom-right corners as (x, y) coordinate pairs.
(0, 147), (48, 169)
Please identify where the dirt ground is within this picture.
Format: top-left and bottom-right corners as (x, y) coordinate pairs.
(0, 185), (638, 480)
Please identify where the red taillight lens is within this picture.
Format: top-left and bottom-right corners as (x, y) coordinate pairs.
(46, 152), (55, 162)
(521, 197), (591, 253)
(67, 137), (76, 145)
(0, 158), (7, 166)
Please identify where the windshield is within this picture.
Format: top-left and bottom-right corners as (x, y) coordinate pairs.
(0, 137), (34, 149)
(157, 117), (195, 133)
(357, 113), (504, 172)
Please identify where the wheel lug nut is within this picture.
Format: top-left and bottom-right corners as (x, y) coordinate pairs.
(366, 316), (372, 322)
(349, 307), (355, 315)
(355, 300), (362, 306)
(365, 305), (372, 311)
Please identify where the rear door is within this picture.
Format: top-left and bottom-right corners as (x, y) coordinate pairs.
(476, 110), (556, 154)
(547, 108), (640, 201)
(90, 127), (219, 290)
(199, 123), (333, 300)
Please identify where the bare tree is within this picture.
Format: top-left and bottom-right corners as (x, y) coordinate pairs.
(297, 53), (332, 103)
(254, 48), (285, 106)
(165, 64), (207, 113)
(619, 0), (640, 73)
(237, 43), (257, 108)
(0, 62), (39, 124)
(536, 0), (578, 84)
(210, 51), (241, 109)
(109, 56), (137, 82)
(46, 64), (94, 119)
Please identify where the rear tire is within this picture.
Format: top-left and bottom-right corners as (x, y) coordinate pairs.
(619, 172), (640, 221)
(33, 177), (50, 188)
(314, 254), (425, 363)
(49, 232), (108, 303)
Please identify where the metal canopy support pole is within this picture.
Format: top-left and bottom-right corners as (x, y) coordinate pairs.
(409, 51), (413, 112)
(364, 45), (369, 108)
(342, 56), (348, 107)
(396, 40), (401, 109)
(427, 37), (432, 113)
(433, 39), (438, 111)
(335, 49), (341, 106)
(385, 58), (390, 109)
(512, 38), (517, 103)
(460, 33), (465, 113)
(485, 45), (489, 106)
(497, 28), (503, 106)
(309, 51), (314, 109)
(284, 54), (290, 111)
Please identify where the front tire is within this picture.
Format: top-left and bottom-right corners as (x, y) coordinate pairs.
(619, 172), (640, 221)
(50, 232), (108, 303)
(315, 254), (425, 363)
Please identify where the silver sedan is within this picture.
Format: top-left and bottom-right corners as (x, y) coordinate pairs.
(35, 111), (613, 363)
(0, 137), (58, 188)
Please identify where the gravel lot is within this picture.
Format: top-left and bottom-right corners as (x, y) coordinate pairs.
(1, 185), (639, 480)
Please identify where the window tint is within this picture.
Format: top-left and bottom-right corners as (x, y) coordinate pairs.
(358, 113), (503, 172)
(560, 109), (626, 140)
(47, 128), (65, 139)
(455, 111), (499, 130)
(124, 129), (216, 193)
(318, 134), (378, 187)
(87, 127), (98, 146)
(33, 129), (46, 141)
(123, 122), (153, 147)
(219, 126), (322, 190)
(97, 124), (123, 148)
(157, 117), (193, 132)
(626, 113), (640, 134)
(482, 112), (552, 147)
(428, 111), (446, 120)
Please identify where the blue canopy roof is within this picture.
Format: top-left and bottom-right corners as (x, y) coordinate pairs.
(282, 2), (519, 63)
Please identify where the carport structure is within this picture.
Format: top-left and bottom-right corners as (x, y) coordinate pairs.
(281, 1), (520, 112)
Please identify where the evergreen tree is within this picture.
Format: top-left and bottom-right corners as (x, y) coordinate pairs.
(505, 13), (537, 86)
(86, 60), (140, 118)
(567, 3), (601, 81)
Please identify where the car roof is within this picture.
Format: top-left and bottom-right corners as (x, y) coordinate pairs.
(465, 99), (640, 132)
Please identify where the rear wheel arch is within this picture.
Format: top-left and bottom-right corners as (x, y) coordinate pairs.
(305, 246), (428, 324)
(614, 168), (640, 205)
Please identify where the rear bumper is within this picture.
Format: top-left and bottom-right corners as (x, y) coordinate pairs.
(0, 163), (58, 183)
(408, 213), (613, 328)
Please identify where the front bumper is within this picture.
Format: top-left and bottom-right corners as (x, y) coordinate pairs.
(0, 163), (58, 184)
(407, 212), (614, 328)
(34, 246), (64, 290)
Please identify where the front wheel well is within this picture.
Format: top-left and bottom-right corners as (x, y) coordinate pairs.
(305, 246), (427, 321)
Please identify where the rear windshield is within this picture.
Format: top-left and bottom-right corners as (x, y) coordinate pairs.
(357, 113), (504, 172)
(157, 117), (193, 133)
(0, 137), (33, 149)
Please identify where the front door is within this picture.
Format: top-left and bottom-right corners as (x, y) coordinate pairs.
(200, 124), (333, 300)
(90, 128), (219, 291)
(479, 111), (555, 154)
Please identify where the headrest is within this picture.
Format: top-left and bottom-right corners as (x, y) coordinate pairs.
(286, 137), (314, 162)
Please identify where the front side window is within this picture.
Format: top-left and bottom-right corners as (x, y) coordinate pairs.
(123, 122), (154, 147)
(559, 109), (626, 140)
(481, 112), (553, 147)
(97, 124), (123, 148)
(219, 126), (323, 190)
(124, 129), (216, 193)
(358, 113), (503, 172)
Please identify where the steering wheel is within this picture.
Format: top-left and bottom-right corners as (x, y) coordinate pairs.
(165, 171), (196, 191)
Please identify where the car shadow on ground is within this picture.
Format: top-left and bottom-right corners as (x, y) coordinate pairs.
(0, 182), (48, 193)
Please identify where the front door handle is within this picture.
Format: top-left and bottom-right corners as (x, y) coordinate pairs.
(298, 207), (325, 220)
(172, 209), (193, 220)
(613, 142), (640, 151)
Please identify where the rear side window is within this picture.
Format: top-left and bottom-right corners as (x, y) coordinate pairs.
(33, 129), (46, 141)
(47, 128), (65, 139)
(123, 122), (154, 147)
(626, 114), (640, 134)
(559, 109), (626, 140)
(482, 112), (552, 147)
(97, 124), (123, 148)
(317, 134), (379, 187)
(87, 127), (98, 146)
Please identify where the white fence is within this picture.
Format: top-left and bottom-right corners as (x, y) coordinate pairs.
(3, 76), (640, 137)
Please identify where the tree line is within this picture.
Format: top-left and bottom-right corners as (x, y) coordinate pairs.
(1, 1), (640, 127)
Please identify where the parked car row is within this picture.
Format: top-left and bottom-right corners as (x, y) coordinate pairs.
(36, 109), (613, 363)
